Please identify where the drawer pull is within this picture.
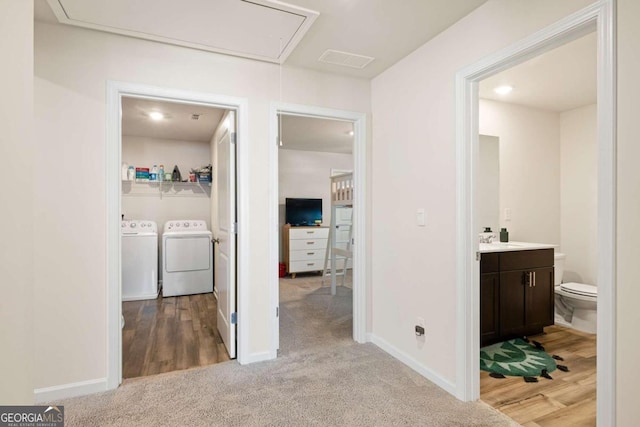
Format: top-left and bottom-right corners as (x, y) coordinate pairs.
(307, 252), (315, 255)
(307, 263), (315, 266)
(306, 242), (315, 245)
(306, 231), (315, 234)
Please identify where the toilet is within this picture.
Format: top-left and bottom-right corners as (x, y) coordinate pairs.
(554, 252), (597, 334)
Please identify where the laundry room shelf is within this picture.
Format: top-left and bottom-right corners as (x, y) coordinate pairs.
(122, 181), (211, 199)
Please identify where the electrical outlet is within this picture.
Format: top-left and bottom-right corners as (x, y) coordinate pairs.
(416, 208), (426, 226)
(415, 317), (425, 336)
(504, 208), (512, 221)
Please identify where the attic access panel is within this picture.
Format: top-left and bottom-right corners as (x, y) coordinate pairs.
(47, 0), (318, 63)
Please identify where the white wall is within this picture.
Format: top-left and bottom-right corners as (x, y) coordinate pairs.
(480, 99), (561, 244)
(479, 100), (598, 285)
(279, 148), (353, 224)
(560, 104), (597, 285)
(123, 135), (212, 185)
(478, 135), (500, 233)
(0, 0), (34, 404)
(33, 21), (370, 393)
(479, 100), (598, 284)
(122, 135), (212, 237)
(617, 0), (640, 423)
(370, 0), (593, 389)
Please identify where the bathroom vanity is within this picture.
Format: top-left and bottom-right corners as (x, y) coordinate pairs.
(479, 242), (556, 346)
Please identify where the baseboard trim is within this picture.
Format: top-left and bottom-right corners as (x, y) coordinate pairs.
(242, 350), (276, 365)
(369, 334), (457, 397)
(122, 292), (159, 302)
(34, 378), (107, 403)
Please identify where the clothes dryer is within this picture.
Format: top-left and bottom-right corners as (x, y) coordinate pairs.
(162, 220), (213, 297)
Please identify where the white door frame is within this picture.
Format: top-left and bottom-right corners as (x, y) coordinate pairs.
(455, 1), (616, 425)
(106, 81), (250, 389)
(268, 102), (368, 353)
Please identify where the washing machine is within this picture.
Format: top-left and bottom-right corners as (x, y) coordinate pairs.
(121, 220), (159, 301)
(162, 220), (213, 297)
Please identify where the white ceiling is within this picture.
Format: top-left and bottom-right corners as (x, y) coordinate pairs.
(284, 0), (487, 78)
(122, 97), (226, 142)
(479, 32), (597, 112)
(279, 115), (353, 154)
(35, 0), (488, 79)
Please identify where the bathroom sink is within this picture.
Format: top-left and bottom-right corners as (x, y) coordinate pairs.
(491, 242), (524, 249)
(479, 241), (557, 253)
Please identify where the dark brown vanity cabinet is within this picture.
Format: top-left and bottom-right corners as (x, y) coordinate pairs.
(480, 253), (500, 345)
(480, 249), (554, 346)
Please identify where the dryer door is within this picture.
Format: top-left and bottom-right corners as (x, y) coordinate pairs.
(165, 235), (211, 272)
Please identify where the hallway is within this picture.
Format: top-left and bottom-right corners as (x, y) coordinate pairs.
(57, 273), (516, 426)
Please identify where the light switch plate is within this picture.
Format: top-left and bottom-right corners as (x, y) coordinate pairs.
(416, 208), (426, 226)
(504, 208), (512, 221)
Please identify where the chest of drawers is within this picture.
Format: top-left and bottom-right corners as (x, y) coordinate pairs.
(282, 225), (329, 278)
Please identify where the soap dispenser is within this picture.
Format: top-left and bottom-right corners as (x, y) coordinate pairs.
(480, 227), (495, 243)
(500, 228), (509, 242)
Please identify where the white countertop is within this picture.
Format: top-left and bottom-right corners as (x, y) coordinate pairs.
(479, 241), (558, 253)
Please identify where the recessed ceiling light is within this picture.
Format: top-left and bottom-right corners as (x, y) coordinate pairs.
(148, 111), (164, 121)
(494, 85), (513, 95)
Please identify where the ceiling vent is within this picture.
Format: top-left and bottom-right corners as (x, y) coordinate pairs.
(191, 114), (201, 120)
(318, 49), (375, 69)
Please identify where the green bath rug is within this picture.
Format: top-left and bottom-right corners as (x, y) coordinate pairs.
(480, 338), (557, 377)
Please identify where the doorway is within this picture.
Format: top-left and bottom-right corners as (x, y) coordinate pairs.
(277, 114), (355, 355)
(476, 30), (598, 424)
(119, 96), (234, 379)
(455, 2), (615, 425)
(107, 82), (249, 388)
(268, 103), (368, 355)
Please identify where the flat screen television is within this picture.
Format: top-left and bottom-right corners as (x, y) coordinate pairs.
(285, 198), (322, 226)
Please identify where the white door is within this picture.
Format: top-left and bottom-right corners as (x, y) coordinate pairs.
(214, 112), (236, 359)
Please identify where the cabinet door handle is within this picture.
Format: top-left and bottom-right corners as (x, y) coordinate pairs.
(529, 271), (536, 286)
(527, 271), (533, 287)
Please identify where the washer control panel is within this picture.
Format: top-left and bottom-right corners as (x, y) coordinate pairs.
(121, 220), (157, 233)
(164, 220), (209, 233)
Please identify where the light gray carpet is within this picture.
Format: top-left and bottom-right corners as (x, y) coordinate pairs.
(56, 274), (517, 426)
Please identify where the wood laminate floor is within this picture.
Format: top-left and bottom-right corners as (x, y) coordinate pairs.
(481, 325), (596, 427)
(122, 293), (230, 379)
